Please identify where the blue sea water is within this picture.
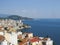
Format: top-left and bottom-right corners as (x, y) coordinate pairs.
(22, 19), (60, 45)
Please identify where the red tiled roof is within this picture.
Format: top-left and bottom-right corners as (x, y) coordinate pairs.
(30, 37), (40, 42)
(0, 35), (5, 42)
(18, 37), (28, 45)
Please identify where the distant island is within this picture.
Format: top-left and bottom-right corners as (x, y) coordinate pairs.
(0, 14), (33, 20)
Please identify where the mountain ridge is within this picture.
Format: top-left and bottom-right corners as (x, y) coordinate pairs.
(0, 14), (33, 20)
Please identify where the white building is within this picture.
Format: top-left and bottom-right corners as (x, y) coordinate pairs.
(28, 33), (33, 38)
(11, 32), (18, 45)
(4, 31), (18, 45)
(17, 31), (22, 35)
(1, 40), (8, 45)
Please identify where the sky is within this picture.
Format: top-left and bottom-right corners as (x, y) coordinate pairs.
(0, 0), (60, 18)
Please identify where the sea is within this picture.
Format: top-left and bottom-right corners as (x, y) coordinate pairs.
(22, 19), (60, 45)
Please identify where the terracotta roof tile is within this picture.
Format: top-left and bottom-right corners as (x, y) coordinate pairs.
(0, 35), (5, 42)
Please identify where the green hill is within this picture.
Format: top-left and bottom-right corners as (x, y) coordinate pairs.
(0, 14), (33, 20)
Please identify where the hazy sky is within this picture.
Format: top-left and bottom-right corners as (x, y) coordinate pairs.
(0, 0), (60, 18)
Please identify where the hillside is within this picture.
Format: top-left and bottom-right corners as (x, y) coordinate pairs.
(0, 14), (33, 20)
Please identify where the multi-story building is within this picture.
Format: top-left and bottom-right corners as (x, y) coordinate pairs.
(0, 19), (53, 45)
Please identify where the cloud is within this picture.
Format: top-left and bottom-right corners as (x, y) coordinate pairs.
(21, 9), (27, 13)
(1, 9), (58, 18)
(0, 9), (39, 18)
